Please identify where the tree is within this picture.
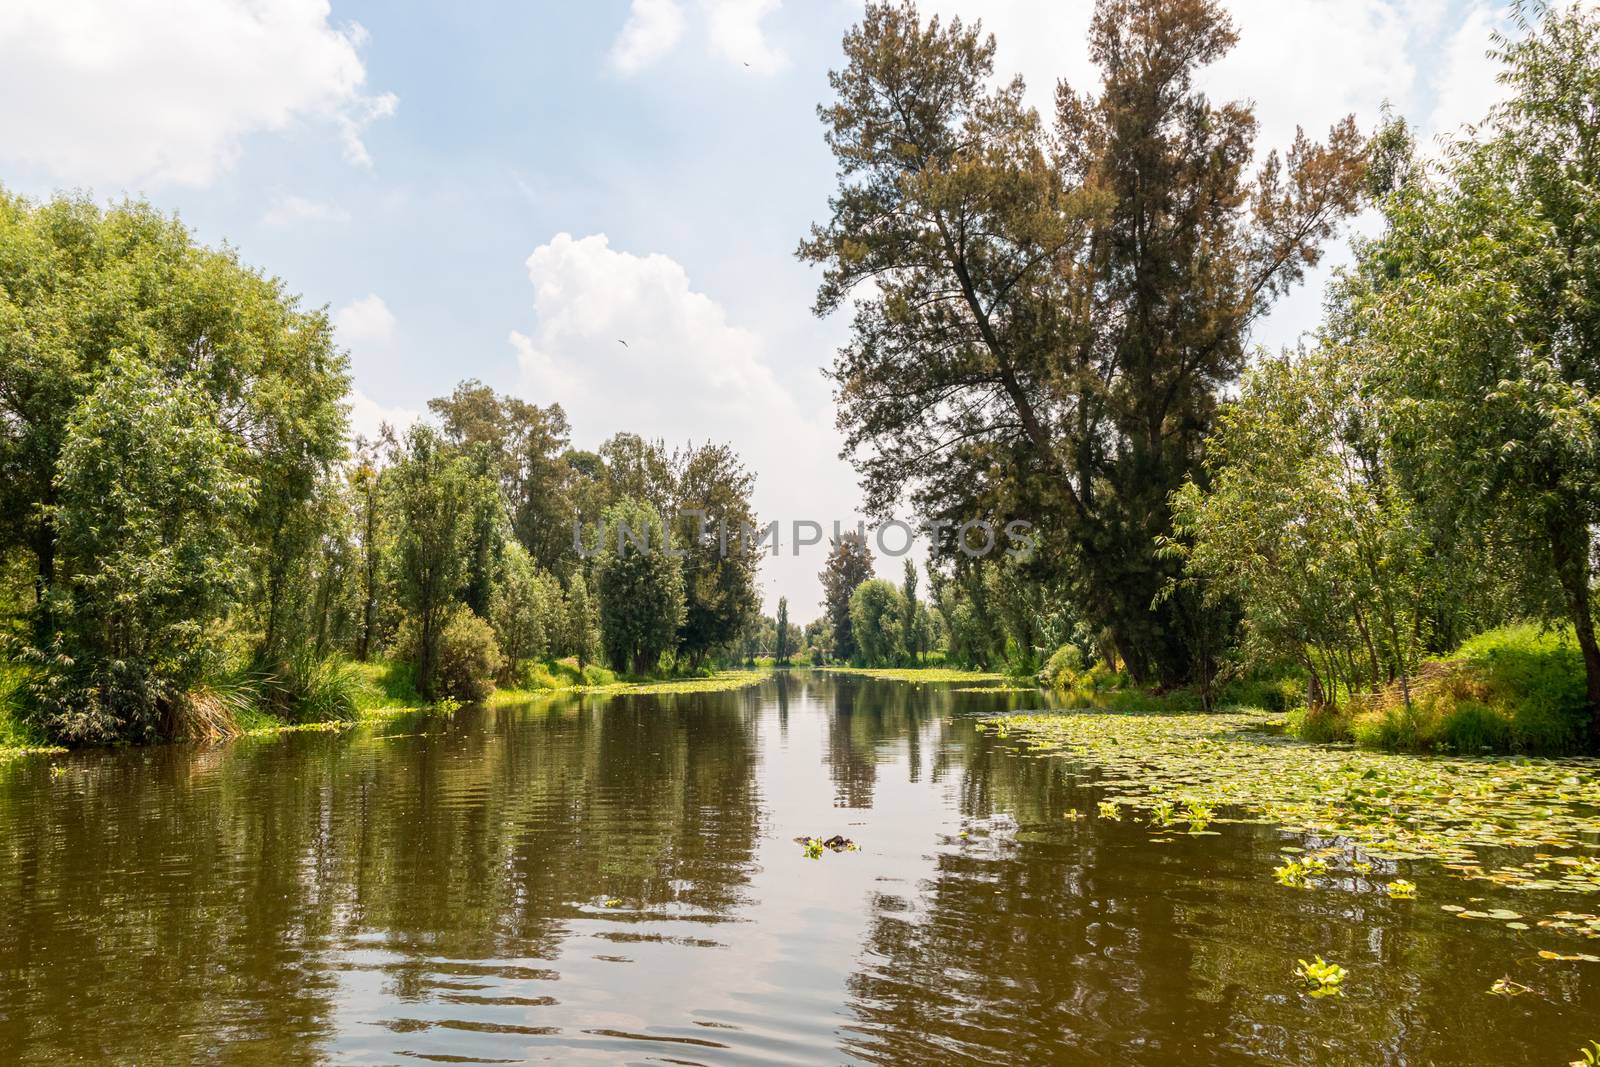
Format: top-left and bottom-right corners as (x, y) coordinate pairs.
(900, 560), (920, 662)
(429, 379), (574, 572)
(595, 499), (685, 675)
(775, 597), (792, 665)
(349, 437), (389, 661)
(800, 0), (1365, 685)
(850, 579), (908, 666)
(671, 442), (761, 667)
(563, 572), (600, 673)
(819, 532), (874, 662)
(1169, 347), (1431, 708)
(385, 425), (478, 699)
(490, 542), (552, 676)
(1335, 2), (1600, 745)
(28, 360), (252, 743)
(0, 191), (349, 654)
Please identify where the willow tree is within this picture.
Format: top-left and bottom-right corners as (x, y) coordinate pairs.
(801, 0), (1365, 683)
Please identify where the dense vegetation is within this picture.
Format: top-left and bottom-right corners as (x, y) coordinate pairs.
(3, 0), (1598, 759)
(0, 202), (765, 743)
(801, 0), (1600, 753)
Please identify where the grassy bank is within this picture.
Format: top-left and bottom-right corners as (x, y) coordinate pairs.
(818, 666), (1020, 684)
(1289, 625), (1591, 755)
(488, 662), (773, 702)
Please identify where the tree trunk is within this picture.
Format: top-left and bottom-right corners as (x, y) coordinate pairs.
(1549, 515), (1600, 751)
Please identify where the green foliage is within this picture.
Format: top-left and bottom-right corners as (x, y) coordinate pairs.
(595, 499), (685, 675)
(489, 542), (561, 677)
(265, 650), (367, 724)
(848, 578), (907, 666)
(561, 573), (600, 671)
(432, 609), (503, 703)
(819, 533), (873, 662)
(671, 442), (761, 667)
(384, 424), (491, 699)
(24, 360), (252, 744)
(1171, 346), (1431, 710)
(1041, 644), (1085, 690)
(774, 597), (791, 666)
(802, 1), (1364, 687)
(1328, 1), (1600, 747)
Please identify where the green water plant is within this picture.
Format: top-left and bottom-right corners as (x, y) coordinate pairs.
(1386, 879), (1418, 899)
(1295, 956), (1347, 997)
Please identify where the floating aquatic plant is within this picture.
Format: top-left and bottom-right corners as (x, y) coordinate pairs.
(1295, 956), (1347, 997)
(1573, 1041), (1600, 1067)
(1386, 879), (1418, 899)
(988, 709), (1600, 893)
(1489, 976), (1532, 997)
(1097, 801), (1122, 821)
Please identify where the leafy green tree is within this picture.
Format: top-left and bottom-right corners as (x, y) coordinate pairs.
(490, 542), (553, 675)
(0, 191), (348, 656)
(850, 579), (908, 666)
(1335, 1), (1600, 743)
(28, 360), (251, 743)
(775, 597), (792, 666)
(595, 499), (685, 675)
(671, 442), (761, 667)
(384, 425), (478, 699)
(562, 572), (600, 672)
(800, 0), (1365, 685)
(349, 438), (390, 661)
(820, 532), (874, 661)
(1170, 347), (1430, 708)
(900, 560), (919, 662)
(429, 379), (574, 572)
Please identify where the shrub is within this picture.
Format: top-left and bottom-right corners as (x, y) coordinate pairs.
(1287, 703), (1353, 743)
(430, 609), (503, 702)
(1437, 700), (1513, 754)
(1041, 644), (1085, 689)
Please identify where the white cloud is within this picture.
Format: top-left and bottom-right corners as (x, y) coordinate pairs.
(261, 193), (351, 228)
(1429, 2), (1508, 138)
(608, 0), (784, 75)
(0, 0), (396, 189)
(610, 0), (687, 74)
(346, 389), (420, 445)
(334, 294), (396, 344)
(512, 233), (857, 615)
(703, 0), (787, 73)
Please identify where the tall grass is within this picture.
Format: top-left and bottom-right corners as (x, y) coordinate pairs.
(1291, 623), (1588, 755)
(263, 650), (368, 724)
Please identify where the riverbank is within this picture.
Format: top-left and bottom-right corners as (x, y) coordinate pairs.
(0, 658), (780, 757)
(817, 666), (1022, 684)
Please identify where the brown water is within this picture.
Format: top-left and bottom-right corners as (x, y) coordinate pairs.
(0, 672), (1595, 1065)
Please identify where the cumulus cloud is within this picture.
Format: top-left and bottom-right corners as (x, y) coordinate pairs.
(261, 193), (351, 228)
(0, 0), (396, 188)
(511, 233), (855, 612)
(609, 0), (784, 74)
(1429, 2), (1509, 138)
(334, 294), (397, 344)
(610, 0), (687, 74)
(704, 0), (787, 73)
(346, 389), (420, 445)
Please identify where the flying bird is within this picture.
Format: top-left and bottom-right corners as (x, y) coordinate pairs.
(617, 339), (629, 348)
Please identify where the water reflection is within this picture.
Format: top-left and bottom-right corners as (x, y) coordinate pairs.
(0, 673), (1593, 1064)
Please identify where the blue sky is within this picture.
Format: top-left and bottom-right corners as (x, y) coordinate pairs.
(0, 0), (1513, 620)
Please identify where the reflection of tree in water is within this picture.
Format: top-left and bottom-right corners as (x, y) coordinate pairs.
(821, 677), (949, 808)
(0, 690), (764, 1061)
